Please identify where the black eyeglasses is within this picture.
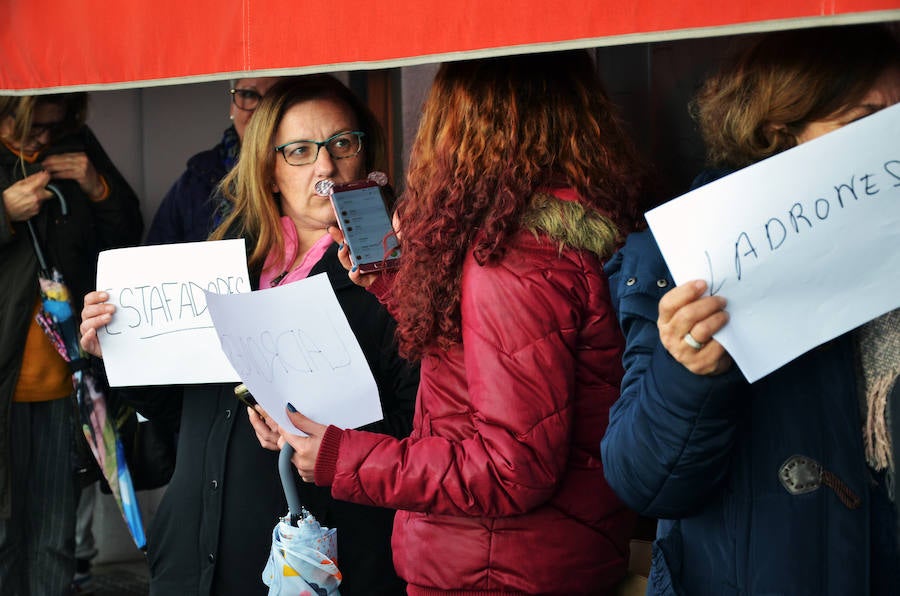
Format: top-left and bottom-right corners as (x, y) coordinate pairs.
(274, 131), (365, 166)
(230, 88), (263, 111)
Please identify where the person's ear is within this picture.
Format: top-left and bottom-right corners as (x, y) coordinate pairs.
(0, 115), (15, 141)
(763, 122), (798, 152)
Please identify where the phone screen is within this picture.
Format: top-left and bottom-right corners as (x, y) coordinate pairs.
(331, 183), (400, 272)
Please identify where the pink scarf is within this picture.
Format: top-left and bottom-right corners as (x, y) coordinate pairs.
(259, 217), (333, 288)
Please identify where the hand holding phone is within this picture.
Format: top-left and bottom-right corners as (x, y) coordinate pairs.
(328, 179), (400, 273)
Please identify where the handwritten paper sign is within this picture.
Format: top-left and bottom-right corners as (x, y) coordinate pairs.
(205, 273), (383, 434)
(646, 102), (900, 383)
(96, 239), (249, 386)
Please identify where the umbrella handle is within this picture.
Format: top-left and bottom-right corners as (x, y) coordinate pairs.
(278, 443), (303, 526)
(25, 183), (68, 275)
(26, 221), (49, 272)
(47, 183), (68, 216)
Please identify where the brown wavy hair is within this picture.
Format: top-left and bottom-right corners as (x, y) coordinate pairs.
(390, 50), (646, 360)
(692, 24), (900, 168)
(210, 75), (386, 273)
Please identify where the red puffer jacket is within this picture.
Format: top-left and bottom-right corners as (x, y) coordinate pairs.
(315, 194), (635, 595)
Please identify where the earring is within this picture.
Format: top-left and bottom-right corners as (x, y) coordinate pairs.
(229, 114), (235, 121)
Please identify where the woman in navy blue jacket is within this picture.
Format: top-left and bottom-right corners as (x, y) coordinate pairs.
(601, 24), (900, 595)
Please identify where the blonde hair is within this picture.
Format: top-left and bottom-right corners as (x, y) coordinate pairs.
(210, 75), (386, 273)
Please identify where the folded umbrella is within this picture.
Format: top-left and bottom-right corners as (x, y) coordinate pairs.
(28, 184), (146, 550)
(261, 442), (341, 595)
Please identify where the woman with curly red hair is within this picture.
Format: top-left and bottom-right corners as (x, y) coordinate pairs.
(274, 50), (645, 595)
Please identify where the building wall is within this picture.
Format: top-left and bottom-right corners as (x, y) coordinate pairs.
(88, 82), (228, 237)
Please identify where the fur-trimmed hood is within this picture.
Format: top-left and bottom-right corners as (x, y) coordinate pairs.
(522, 191), (620, 262)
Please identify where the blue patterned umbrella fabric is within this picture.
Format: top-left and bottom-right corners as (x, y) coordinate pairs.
(28, 184), (146, 550)
(260, 441), (341, 595)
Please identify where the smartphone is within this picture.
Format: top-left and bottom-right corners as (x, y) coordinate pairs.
(329, 179), (401, 273)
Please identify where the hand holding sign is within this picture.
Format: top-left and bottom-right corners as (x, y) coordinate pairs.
(647, 103), (900, 382)
(95, 239), (250, 386)
(205, 273), (383, 434)
(657, 280), (733, 376)
(80, 290), (115, 357)
(280, 405), (327, 483)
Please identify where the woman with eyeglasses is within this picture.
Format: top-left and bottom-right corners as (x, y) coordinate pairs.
(79, 75), (417, 596)
(145, 77), (280, 244)
(0, 92), (142, 596)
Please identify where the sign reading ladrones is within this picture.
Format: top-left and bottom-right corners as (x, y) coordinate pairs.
(647, 103), (900, 383)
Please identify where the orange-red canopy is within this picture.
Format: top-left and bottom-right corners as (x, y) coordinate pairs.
(2, 0), (898, 93)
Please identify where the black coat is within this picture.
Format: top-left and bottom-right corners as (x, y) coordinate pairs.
(0, 128), (143, 518)
(120, 242), (417, 596)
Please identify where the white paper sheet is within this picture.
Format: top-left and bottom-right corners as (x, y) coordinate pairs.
(646, 103), (900, 383)
(205, 273), (383, 434)
(96, 239), (249, 386)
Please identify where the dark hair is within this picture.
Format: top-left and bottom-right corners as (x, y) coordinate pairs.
(692, 24), (900, 168)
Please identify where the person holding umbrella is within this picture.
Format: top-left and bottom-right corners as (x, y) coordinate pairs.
(0, 92), (143, 596)
(79, 75), (418, 596)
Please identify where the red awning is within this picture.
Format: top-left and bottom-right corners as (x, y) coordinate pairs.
(2, 0), (898, 93)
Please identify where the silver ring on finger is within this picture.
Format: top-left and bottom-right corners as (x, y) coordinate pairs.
(683, 331), (704, 350)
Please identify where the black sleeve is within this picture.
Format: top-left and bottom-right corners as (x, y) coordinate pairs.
(366, 307), (418, 439)
(343, 287), (418, 440)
